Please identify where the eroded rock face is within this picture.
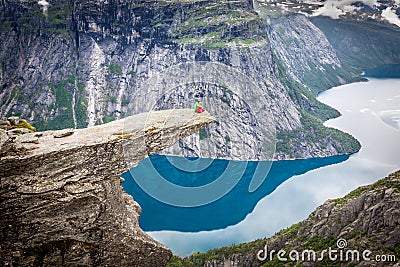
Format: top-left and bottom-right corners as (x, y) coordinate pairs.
(262, 171), (400, 266)
(0, 109), (214, 266)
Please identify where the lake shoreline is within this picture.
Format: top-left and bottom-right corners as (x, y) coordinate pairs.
(133, 76), (400, 256)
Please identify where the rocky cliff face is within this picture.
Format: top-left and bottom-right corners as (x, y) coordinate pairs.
(268, 15), (347, 93)
(0, 0), (363, 160)
(311, 16), (400, 70)
(172, 170), (400, 266)
(0, 109), (214, 266)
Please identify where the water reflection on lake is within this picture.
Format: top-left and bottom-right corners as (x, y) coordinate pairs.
(124, 78), (400, 256)
(122, 154), (349, 232)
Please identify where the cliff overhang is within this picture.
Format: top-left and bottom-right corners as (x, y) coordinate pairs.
(0, 109), (214, 266)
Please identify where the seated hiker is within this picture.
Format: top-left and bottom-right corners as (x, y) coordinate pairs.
(194, 101), (205, 113)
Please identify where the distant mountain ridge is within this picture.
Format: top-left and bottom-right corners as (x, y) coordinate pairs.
(255, 0), (400, 27)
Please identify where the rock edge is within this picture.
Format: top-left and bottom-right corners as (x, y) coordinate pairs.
(0, 109), (214, 266)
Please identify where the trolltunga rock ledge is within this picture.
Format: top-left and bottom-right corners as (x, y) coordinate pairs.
(0, 109), (214, 266)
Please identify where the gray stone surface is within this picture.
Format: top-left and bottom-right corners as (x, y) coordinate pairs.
(52, 128), (74, 138)
(0, 109), (214, 266)
(7, 128), (31, 136)
(15, 133), (39, 144)
(0, 119), (11, 127)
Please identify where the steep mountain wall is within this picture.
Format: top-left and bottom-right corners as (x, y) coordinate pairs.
(0, 109), (214, 266)
(0, 0), (362, 160)
(311, 17), (400, 69)
(268, 15), (354, 93)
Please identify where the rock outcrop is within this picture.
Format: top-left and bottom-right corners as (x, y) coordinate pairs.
(173, 170), (400, 266)
(0, 109), (214, 266)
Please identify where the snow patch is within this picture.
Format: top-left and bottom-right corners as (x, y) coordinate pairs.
(312, 1), (344, 19)
(311, 0), (379, 19)
(38, 0), (50, 13)
(381, 7), (400, 28)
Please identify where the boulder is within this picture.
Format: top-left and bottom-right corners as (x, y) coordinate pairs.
(7, 128), (31, 136)
(0, 119), (10, 126)
(53, 128), (74, 138)
(16, 133), (39, 144)
(7, 116), (20, 125)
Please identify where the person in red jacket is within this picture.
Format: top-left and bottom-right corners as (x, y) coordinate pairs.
(194, 101), (205, 113)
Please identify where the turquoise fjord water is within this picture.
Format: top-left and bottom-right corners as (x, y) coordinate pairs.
(363, 64), (400, 78)
(122, 154), (349, 232)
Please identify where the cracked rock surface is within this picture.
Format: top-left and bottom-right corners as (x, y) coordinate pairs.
(0, 109), (214, 266)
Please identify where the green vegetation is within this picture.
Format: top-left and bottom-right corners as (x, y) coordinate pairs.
(8, 121), (36, 132)
(224, 135), (231, 143)
(333, 174), (400, 205)
(276, 111), (361, 158)
(167, 238), (269, 267)
(34, 75), (87, 130)
(273, 55), (361, 157)
(121, 96), (130, 107)
(332, 186), (369, 205)
(199, 128), (209, 140)
(0, 20), (13, 33)
(103, 95), (117, 103)
(103, 115), (115, 123)
(302, 236), (336, 251)
(166, 172), (400, 267)
(275, 222), (301, 239)
(43, 77), (74, 130)
(108, 63), (123, 75)
(169, 1), (268, 49)
(47, 4), (72, 27)
(0, 0), (75, 34)
(301, 62), (360, 94)
(281, 72), (340, 121)
(167, 256), (195, 267)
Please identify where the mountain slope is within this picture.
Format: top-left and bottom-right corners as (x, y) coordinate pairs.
(311, 16), (400, 69)
(0, 0), (372, 159)
(169, 170), (400, 266)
